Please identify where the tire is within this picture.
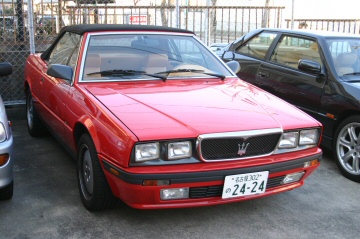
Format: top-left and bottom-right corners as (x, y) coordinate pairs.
(0, 181), (13, 200)
(77, 134), (117, 211)
(26, 89), (45, 137)
(333, 115), (360, 182)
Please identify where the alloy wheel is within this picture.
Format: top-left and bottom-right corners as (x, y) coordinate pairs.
(336, 122), (360, 176)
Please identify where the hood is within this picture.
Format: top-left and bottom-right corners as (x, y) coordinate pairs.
(85, 78), (320, 141)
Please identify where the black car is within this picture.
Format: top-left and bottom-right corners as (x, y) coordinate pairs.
(221, 28), (360, 182)
(210, 42), (230, 57)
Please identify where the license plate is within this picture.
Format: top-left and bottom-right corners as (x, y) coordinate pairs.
(222, 171), (269, 199)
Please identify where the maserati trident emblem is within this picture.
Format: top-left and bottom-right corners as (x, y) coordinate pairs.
(238, 142), (250, 156)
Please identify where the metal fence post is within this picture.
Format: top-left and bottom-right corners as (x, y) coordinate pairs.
(27, 0), (35, 54)
(175, 0), (180, 28)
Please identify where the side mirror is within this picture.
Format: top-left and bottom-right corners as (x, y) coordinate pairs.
(0, 62), (12, 77)
(223, 51), (235, 61)
(226, 60), (241, 74)
(298, 60), (321, 74)
(47, 64), (73, 82)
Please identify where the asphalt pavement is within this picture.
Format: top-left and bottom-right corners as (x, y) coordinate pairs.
(1, 111), (359, 239)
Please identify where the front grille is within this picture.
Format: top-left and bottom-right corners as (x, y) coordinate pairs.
(200, 133), (281, 160)
(189, 176), (286, 198)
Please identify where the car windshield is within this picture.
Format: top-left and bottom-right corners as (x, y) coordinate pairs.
(82, 33), (232, 81)
(326, 37), (360, 80)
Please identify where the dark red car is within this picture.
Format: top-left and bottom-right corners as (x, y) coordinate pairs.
(24, 25), (322, 211)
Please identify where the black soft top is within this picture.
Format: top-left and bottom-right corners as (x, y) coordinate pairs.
(41, 24), (194, 60)
(60, 24), (194, 35)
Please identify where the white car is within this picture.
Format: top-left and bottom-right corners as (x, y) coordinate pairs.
(0, 62), (13, 200)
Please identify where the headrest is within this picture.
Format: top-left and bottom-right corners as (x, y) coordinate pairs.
(309, 42), (318, 51)
(146, 54), (168, 67)
(336, 53), (357, 66)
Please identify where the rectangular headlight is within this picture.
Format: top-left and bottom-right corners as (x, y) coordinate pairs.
(299, 129), (319, 145)
(168, 141), (192, 160)
(278, 131), (298, 148)
(135, 143), (160, 162)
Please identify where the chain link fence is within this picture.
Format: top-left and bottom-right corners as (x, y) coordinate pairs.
(1, 0), (358, 105)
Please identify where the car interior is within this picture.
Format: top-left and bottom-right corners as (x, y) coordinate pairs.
(334, 52), (358, 75)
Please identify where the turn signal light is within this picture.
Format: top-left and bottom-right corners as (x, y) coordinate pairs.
(109, 167), (120, 176)
(304, 159), (320, 168)
(326, 113), (335, 119)
(143, 179), (170, 186)
(0, 154), (10, 166)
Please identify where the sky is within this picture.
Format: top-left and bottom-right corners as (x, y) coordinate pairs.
(277, 0), (359, 19)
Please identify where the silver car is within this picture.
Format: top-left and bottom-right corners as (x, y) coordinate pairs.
(0, 62), (13, 200)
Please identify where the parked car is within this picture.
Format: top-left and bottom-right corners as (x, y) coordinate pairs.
(221, 28), (360, 182)
(24, 24), (322, 211)
(0, 62), (13, 200)
(210, 42), (229, 57)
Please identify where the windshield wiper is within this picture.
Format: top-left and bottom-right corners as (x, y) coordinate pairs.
(156, 69), (226, 81)
(87, 69), (167, 80)
(344, 72), (360, 76)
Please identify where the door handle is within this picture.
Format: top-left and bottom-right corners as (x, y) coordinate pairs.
(258, 71), (269, 78)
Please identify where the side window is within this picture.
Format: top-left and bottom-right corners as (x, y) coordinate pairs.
(270, 35), (321, 69)
(236, 32), (278, 59)
(68, 36), (81, 69)
(49, 32), (81, 67)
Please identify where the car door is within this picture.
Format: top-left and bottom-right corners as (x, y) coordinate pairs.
(223, 31), (279, 85)
(255, 34), (326, 114)
(39, 32), (81, 140)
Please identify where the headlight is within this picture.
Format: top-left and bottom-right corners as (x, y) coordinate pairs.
(278, 132), (298, 148)
(0, 123), (7, 143)
(276, 128), (320, 154)
(168, 141), (192, 160)
(299, 129), (319, 145)
(133, 140), (195, 164)
(135, 143), (160, 162)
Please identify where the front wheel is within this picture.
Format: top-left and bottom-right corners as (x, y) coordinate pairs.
(334, 115), (360, 182)
(77, 134), (117, 211)
(26, 89), (45, 137)
(0, 181), (13, 200)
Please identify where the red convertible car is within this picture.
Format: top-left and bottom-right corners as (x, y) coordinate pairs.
(24, 25), (322, 211)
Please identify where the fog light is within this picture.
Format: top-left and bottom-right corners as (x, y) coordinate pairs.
(160, 188), (189, 200)
(282, 172), (305, 184)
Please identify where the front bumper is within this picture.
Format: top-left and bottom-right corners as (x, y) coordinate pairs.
(0, 135), (13, 188)
(102, 152), (322, 209)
